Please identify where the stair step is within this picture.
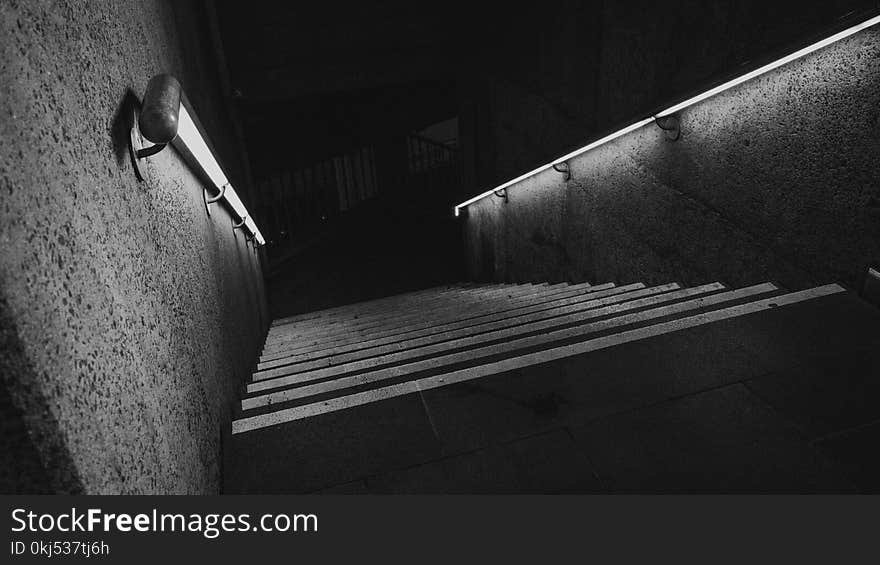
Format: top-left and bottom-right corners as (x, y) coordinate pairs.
(226, 283), (863, 493)
(264, 282), (576, 345)
(265, 283), (556, 344)
(238, 282), (786, 421)
(267, 283), (529, 332)
(270, 282), (480, 326)
(260, 282), (625, 360)
(256, 283), (692, 374)
(255, 283), (688, 379)
(270, 282), (538, 325)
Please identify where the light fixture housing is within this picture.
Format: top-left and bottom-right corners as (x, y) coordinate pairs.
(131, 75), (266, 245)
(139, 74), (181, 146)
(453, 13), (880, 217)
(172, 104), (266, 244)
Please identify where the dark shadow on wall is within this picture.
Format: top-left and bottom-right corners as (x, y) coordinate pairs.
(0, 384), (52, 493)
(110, 89), (141, 170)
(0, 292), (83, 494)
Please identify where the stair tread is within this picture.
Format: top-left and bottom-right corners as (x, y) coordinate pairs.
(270, 282), (511, 326)
(256, 283), (692, 375)
(261, 282), (625, 359)
(254, 283), (694, 381)
(268, 283), (523, 330)
(259, 283), (648, 369)
(227, 283), (878, 494)
(265, 282), (582, 343)
(237, 282), (791, 421)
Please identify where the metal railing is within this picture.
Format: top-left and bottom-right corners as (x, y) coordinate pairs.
(453, 11), (880, 217)
(406, 133), (461, 201)
(255, 146), (380, 246)
(255, 133), (461, 249)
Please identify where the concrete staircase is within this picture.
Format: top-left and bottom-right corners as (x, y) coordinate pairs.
(225, 280), (880, 493)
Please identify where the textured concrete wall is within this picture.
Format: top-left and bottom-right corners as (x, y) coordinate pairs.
(464, 18), (880, 291)
(0, 0), (268, 493)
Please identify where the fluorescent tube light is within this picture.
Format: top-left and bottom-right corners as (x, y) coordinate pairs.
(176, 105), (266, 245)
(453, 116), (656, 216)
(453, 13), (880, 217)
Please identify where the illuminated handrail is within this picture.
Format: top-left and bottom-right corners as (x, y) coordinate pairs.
(453, 13), (880, 217)
(136, 74), (266, 245)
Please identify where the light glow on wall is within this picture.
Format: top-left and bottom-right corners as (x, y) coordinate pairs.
(176, 105), (266, 245)
(453, 13), (880, 217)
(453, 118), (655, 216)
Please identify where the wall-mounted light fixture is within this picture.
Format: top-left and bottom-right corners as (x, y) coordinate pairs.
(129, 74), (266, 245)
(453, 13), (880, 217)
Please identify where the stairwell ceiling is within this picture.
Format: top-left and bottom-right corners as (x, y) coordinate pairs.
(214, 1), (516, 172)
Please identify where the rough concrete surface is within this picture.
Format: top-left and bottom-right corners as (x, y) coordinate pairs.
(465, 25), (880, 290)
(0, 0), (267, 493)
